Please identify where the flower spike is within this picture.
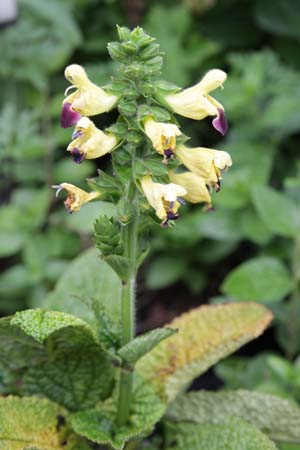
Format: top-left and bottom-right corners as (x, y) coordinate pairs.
(52, 183), (101, 213)
(141, 175), (187, 227)
(61, 64), (118, 127)
(164, 69), (228, 135)
(143, 117), (182, 163)
(67, 117), (118, 163)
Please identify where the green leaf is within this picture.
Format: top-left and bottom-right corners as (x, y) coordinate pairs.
(252, 186), (300, 238)
(118, 328), (177, 366)
(222, 257), (293, 303)
(146, 256), (186, 290)
(239, 208), (273, 245)
(71, 378), (165, 450)
(254, 0), (300, 39)
(45, 248), (122, 325)
(135, 158), (168, 178)
(1, 309), (116, 411)
(0, 317), (44, 370)
(53, 158), (94, 187)
(167, 390), (300, 443)
(136, 303), (272, 402)
(24, 350), (114, 411)
(0, 232), (24, 257)
(11, 188), (51, 231)
(64, 201), (116, 234)
(11, 309), (97, 345)
(0, 395), (68, 450)
(165, 418), (278, 450)
(138, 104), (171, 122)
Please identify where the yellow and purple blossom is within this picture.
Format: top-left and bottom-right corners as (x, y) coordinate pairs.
(61, 64), (118, 128)
(165, 69), (228, 135)
(143, 117), (182, 163)
(174, 145), (232, 192)
(67, 117), (118, 163)
(52, 183), (101, 213)
(140, 175), (187, 226)
(168, 170), (213, 210)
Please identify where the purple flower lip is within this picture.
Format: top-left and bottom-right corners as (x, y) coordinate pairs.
(167, 211), (179, 221)
(212, 108), (228, 136)
(70, 148), (86, 164)
(61, 102), (81, 128)
(72, 130), (84, 140)
(164, 149), (174, 159)
(160, 210), (180, 228)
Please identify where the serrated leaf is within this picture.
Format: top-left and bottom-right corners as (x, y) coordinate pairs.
(136, 303), (272, 402)
(222, 257), (293, 303)
(45, 248), (122, 325)
(252, 186), (300, 238)
(4, 309), (115, 411)
(167, 390), (300, 443)
(2, 311), (116, 411)
(165, 418), (278, 450)
(11, 309), (97, 345)
(0, 395), (67, 450)
(24, 350), (114, 411)
(118, 328), (177, 366)
(71, 378), (165, 450)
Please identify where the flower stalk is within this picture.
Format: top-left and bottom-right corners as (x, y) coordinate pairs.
(117, 207), (138, 425)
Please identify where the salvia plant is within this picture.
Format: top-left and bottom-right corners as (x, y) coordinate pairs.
(2, 26), (300, 450)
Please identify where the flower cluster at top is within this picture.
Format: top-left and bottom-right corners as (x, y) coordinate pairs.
(53, 26), (232, 228)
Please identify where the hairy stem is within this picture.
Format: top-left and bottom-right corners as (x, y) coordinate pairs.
(117, 185), (138, 425)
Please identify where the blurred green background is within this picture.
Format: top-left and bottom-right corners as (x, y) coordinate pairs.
(1, 0), (300, 418)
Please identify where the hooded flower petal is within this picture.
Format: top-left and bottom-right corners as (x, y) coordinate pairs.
(67, 117), (118, 163)
(61, 65), (118, 126)
(174, 145), (232, 191)
(168, 170), (213, 210)
(141, 175), (187, 226)
(144, 117), (182, 162)
(52, 183), (101, 213)
(165, 69), (228, 134)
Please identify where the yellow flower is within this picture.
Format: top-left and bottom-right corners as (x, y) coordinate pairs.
(174, 145), (232, 191)
(52, 183), (101, 213)
(61, 64), (118, 128)
(143, 117), (181, 163)
(165, 69), (228, 135)
(168, 170), (213, 210)
(67, 117), (118, 163)
(140, 175), (187, 226)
